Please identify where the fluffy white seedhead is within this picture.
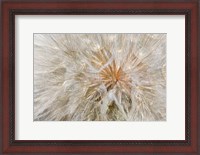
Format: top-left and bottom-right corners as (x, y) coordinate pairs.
(34, 34), (166, 121)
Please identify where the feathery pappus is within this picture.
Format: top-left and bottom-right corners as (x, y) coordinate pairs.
(34, 34), (166, 121)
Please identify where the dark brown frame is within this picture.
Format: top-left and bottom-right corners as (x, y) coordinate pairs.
(0, 0), (199, 154)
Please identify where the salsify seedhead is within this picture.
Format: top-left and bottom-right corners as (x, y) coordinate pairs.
(34, 34), (166, 121)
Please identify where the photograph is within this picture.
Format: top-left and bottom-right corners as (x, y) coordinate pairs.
(2, 0), (199, 154)
(34, 33), (166, 121)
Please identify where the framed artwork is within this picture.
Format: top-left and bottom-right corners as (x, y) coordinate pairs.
(1, 0), (199, 154)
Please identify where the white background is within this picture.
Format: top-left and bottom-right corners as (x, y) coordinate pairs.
(15, 15), (185, 140)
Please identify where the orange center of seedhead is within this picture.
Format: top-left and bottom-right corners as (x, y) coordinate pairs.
(100, 61), (125, 90)
(91, 49), (131, 92)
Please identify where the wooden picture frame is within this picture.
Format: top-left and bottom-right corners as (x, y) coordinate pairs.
(1, 0), (199, 154)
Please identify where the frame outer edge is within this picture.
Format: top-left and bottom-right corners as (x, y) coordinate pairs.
(2, 2), (10, 154)
(1, 1), (199, 154)
(190, 2), (198, 153)
(0, 0), (3, 154)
